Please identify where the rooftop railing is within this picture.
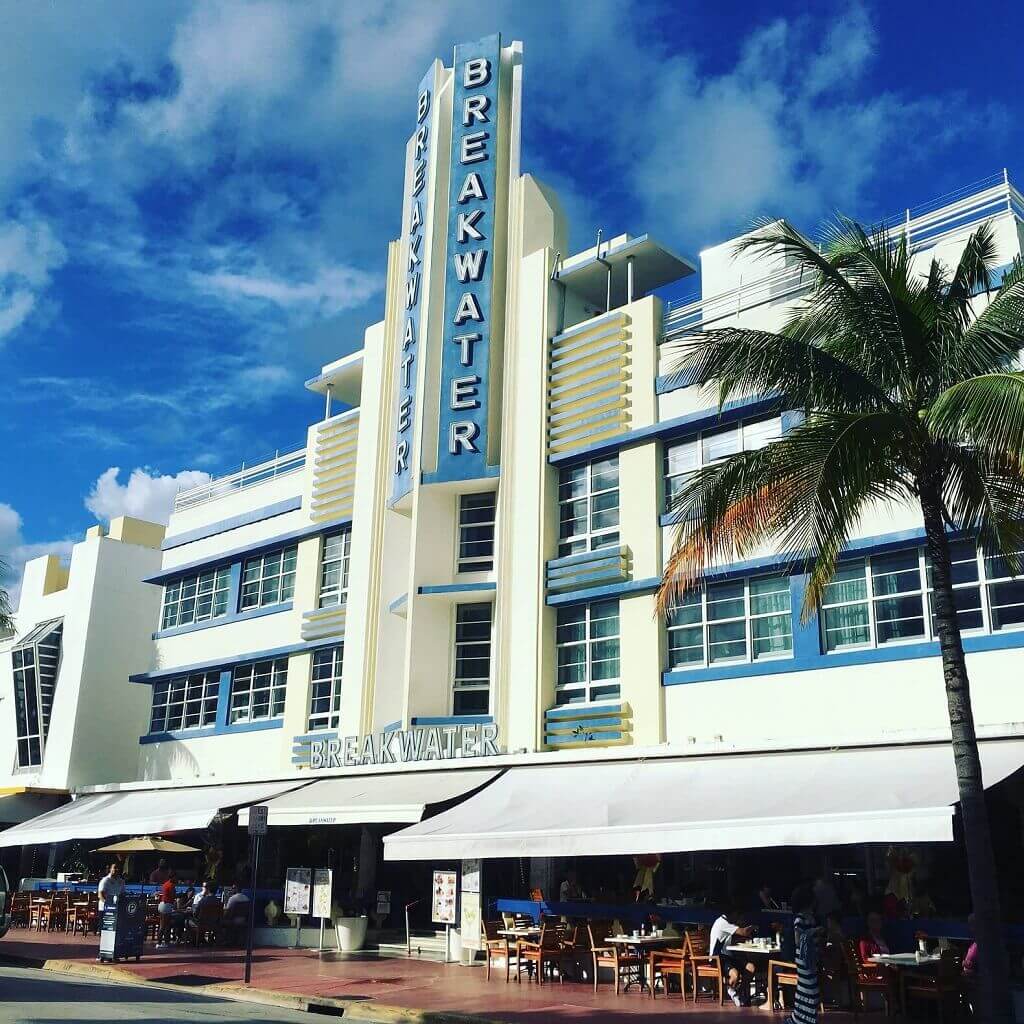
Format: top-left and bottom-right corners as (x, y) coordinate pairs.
(663, 169), (1023, 339)
(172, 443), (306, 512)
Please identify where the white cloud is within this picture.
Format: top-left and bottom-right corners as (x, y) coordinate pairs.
(85, 466), (212, 525)
(0, 502), (75, 612)
(0, 214), (68, 342)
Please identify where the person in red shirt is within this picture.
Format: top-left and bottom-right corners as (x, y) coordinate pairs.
(858, 911), (891, 962)
(156, 870), (177, 948)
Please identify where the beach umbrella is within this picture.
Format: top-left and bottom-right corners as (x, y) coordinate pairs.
(92, 836), (200, 854)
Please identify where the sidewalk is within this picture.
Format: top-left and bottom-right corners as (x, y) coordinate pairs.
(0, 929), (841, 1021)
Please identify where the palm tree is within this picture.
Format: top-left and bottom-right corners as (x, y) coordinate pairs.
(657, 218), (1024, 1022)
(0, 559), (14, 637)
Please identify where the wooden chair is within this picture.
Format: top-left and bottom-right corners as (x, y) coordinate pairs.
(649, 929), (691, 999)
(69, 902), (99, 937)
(9, 892), (30, 929)
(588, 921), (641, 995)
(686, 928), (724, 1005)
(767, 959), (799, 1011)
(842, 940), (896, 1017)
(482, 920), (512, 982)
(901, 950), (964, 1022)
(516, 923), (567, 985)
(189, 900), (224, 946)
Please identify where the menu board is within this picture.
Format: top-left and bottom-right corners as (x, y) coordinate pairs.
(461, 858), (481, 894)
(284, 867), (311, 916)
(431, 870), (458, 925)
(311, 868), (332, 919)
(460, 891), (481, 950)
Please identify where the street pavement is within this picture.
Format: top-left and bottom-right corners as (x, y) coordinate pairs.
(0, 967), (319, 1023)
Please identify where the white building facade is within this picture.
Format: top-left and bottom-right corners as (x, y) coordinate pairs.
(4, 36), (1024, 910)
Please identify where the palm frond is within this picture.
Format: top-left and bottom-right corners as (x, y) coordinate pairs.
(656, 412), (916, 620)
(661, 325), (891, 413)
(946, 222), (999, 308)
(927, 372), (1024, 468)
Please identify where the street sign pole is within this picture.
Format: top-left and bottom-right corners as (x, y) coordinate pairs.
(244, 805), (268, 985)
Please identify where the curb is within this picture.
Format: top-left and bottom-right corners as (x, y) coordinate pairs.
(3, 954), (503, 1024)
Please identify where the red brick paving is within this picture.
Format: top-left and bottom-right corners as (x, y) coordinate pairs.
(0, 928), (849, 1022)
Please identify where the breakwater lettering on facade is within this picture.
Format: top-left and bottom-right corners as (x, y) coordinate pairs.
(308, 723), (501, 769)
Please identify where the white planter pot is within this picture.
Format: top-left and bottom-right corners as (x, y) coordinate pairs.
(334, 915), (368, 952)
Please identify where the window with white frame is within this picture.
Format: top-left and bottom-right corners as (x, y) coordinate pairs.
(664, 414), (782, 510)
(318, 531), (351, 609)
(667, 575), (793, 668)
(453, 603), (492, 715)
(307, 645), (343, 731)
(555, 599), (620, 704)
(240, 545), (297, 610)
(149, 671), (220, 734)
(161, 567), (232, 630)
(821, 541), (1024, 652)
(229, 657), (288, 724)
(12, 619), (63, 768)
(558, 456), (619, 557)
(457, 492), (496, 573)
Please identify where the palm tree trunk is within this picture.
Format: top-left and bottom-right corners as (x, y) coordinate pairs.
(919, 477), (1012, 1022)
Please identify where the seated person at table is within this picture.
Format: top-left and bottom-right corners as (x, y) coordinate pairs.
(558, 870), (584, 902)
(222, 886), (250, 943)
(858, 911), (891, 961)
(191, 881), (216, 911)
(758, 883), (779, 910)
(710, 908), (762, 1006)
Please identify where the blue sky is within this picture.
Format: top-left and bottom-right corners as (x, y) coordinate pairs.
(1, 0), (1021, 599)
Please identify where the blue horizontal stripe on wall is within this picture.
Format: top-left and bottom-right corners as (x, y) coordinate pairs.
(161, 497), (302, 551)
(548, 393), (782, 467)
(140, 717), (284, 745)
(152, 601), (292, 640)
(421, 465), (501, 485)
(545, 716), (628, 732)
(417, 583), (497, 596)
(662, 628), (1024, 686)
(147, 515), (352, 584)
(547, 731), (625, 745)
(546, 576), (661, 607)
(130, 635), (343, 683)
(545, 702), (623, 720)
(409, 715), (494, 726)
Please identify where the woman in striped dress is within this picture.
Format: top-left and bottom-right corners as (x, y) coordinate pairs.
(788, 885), (821, 1024)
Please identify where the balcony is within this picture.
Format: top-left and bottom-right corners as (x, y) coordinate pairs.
(544, 701), (632, 748)
(173, 445), (305, 513)
(662, 170), (1024, 341)
(546, 545), (631, 595)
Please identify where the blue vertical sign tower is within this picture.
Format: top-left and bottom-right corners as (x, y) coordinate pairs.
(435, 35), (502, 481)
(390, 67), (434, 506)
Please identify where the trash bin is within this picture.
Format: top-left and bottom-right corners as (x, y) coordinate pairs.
(98, 896), (145, 962)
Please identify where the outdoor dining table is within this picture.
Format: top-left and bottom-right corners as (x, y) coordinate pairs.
(607, 934), (679, 993)
(727, 941), (783, 956)
(498, 927), (541, 939)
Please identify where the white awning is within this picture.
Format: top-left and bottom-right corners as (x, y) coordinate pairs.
(238, 768), (500, 827)
(0, 780), (307, 848)
(384, 740), (1024, 861)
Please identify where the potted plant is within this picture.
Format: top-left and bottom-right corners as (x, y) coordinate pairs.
(333, 900), (368, 952)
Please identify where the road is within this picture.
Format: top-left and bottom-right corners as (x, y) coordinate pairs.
(0, 967), (321, 1023)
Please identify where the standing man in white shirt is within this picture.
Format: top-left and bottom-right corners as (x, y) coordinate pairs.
(97, 863), (125, 911)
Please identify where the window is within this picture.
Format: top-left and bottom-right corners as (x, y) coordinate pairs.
(161, 567), (232, 629)
(229, 658), (288, 724)
(12, 619), (63, 768)
(667, 575), (792, 668)
(664, 415), (782, 510)
(458, 493), (496, 573)
(558, 457), (619, 557)
(318, 531), (351, 609)
(821, 541), (1024, 652)
(453, 604), (492, 715)
(555, 599), (620, 704)
(240, 545), (297, 610)
(308, 645), (343, 731)
(149, 671), (220, 734)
